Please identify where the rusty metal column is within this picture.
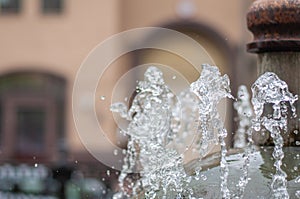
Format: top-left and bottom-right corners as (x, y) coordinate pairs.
(247, 0), (300, 145)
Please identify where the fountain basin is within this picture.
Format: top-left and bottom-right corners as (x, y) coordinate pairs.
(146, 147), (300, 198)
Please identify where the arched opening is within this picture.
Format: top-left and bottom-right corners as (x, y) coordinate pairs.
(0, 71), (66, 162)
(133, 21), (234, 82)
(99, 21), (236, 153)
(131, 21), (235, 152)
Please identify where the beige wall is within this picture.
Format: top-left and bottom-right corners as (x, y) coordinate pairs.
(120, 0), (257, 92)
(120, 0), (252, 45)
(0, 0), (120, 153)
(0, 0), (256, 158)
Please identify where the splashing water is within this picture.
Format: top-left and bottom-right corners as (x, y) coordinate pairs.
(232, 85), (254, 198)
(234, 85), (253, 148)
(251, 72), (298, 199)
(110, 66), (299, 199)
(170, 89), (200, 156)
(190, 64), (233, 199)
(111, 66), (191, 198)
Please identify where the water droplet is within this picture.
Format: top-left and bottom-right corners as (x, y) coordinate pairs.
(296, 141), (300, 146)
(113, 149), (118, 156)
(296, 190), (300, 198)
(106, 170), (110, 176)
(172, 75), (177, 80)
(294, 130), (299, 135)
(100, 96), (106, 101)
(201, 174), (207, 181)
(34, 163), (38, 168)
(195, 168), (201, 176)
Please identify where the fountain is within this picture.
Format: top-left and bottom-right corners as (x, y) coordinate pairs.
(111, 64), (299, 198)
(107, 0), (300, 198)
(233, 85), (253, 149)
(111, 67), (191, 198)
(190, 64), (233, 198)
(252, 72), (298, 198)
(247, 0), (300, 140)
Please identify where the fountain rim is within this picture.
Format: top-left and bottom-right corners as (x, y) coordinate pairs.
(246, 0), (300, 53)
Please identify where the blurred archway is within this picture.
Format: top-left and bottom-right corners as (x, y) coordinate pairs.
(132, 21), (235, 152)
(0, 71), (66, 162)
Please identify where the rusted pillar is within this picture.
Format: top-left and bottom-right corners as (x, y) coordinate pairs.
(247, 0), (300, 145)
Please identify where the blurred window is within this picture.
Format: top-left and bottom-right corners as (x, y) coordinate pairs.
(0, 0), (20, 14)
(42, 0), (63, 14)
(16, 107), (46, 156)
(0, 72), (66, 160)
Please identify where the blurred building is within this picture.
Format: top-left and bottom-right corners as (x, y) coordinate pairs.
(0, 0), (256, 178)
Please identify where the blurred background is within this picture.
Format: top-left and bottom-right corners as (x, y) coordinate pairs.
(0, 0), (257, 198)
